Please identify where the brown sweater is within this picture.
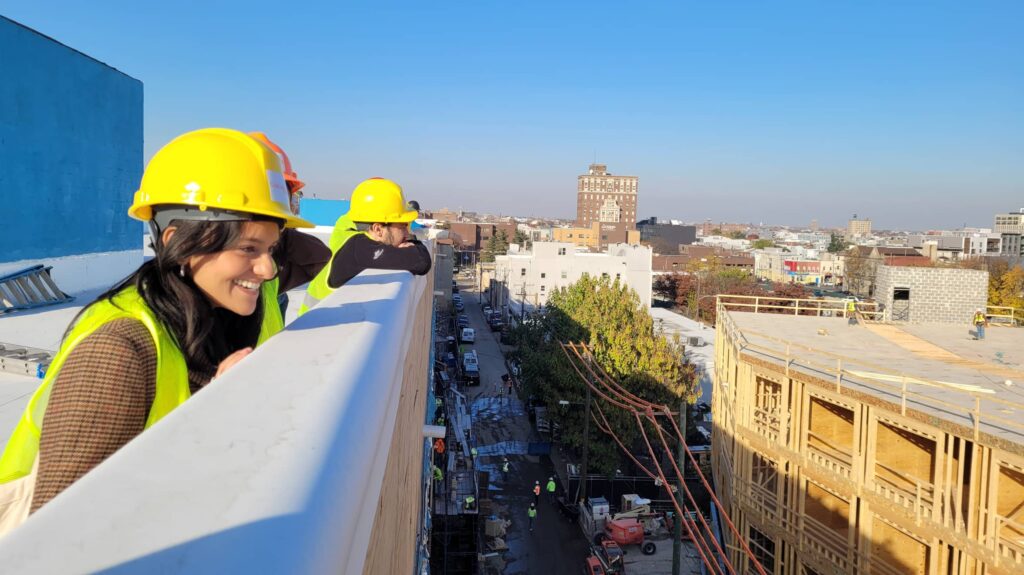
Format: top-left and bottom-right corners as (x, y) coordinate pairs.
(31, 229), (329, 512)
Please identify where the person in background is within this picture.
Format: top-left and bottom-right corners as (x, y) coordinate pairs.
(0, 129), (316, 534)
(973, 308), (988, 340)
(300, 178), (431, 314)
(247, 132), (330, 320)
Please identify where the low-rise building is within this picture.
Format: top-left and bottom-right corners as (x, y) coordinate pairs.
(551, 222), (640, 250)
(491, 242), (652, 312)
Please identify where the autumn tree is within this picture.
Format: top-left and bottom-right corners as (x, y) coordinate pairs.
(511, 274), (697, 475)
(993, 265), (1024, 309)
(752, 239), (775, 250)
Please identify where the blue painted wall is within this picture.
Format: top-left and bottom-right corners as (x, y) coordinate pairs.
(300, 198), (350, 227)
(0, 17), (143, 263)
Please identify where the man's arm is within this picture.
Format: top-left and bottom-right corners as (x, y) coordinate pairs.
(328, 234), (432, 288)
(275, 229), (331, 292)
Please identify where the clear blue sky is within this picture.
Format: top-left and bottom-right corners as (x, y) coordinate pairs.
(7, 1), (1023, 230)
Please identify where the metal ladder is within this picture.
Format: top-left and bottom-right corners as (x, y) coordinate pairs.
(0, 342), (54, 379)
(0, 265), (73, 314)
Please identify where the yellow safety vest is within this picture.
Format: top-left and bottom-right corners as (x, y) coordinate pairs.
(298, 217), (364, 315)
(846, 301), (856, 312)
(974, 313), (986, 325)
(0, 288), (190, 483)
(258, 277), (283, 345)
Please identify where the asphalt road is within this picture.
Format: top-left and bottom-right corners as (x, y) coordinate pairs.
(456, 277), (590, 575)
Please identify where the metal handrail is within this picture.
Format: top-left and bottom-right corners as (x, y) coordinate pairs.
(717, 294), (884, 320)
(987, 305), (1024, 326)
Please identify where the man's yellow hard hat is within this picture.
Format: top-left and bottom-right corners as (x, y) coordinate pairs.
(128, 128), (313, 228)
(347, 178), (418, 224)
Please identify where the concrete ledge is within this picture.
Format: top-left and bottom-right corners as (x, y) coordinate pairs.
(0, 268), (431, 573)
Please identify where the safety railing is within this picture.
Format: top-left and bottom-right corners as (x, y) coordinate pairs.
(717, 294), (883, 321)
(714, 299), (1024, 445)
(0, 268), (434, 574)
(872, 461), (936, 523)
(805, 431), (854, 479)
(987, 305), (1024, 327)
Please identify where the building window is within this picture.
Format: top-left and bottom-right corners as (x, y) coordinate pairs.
(616, 273), (621, 280)
(540, 272), (546, 279)
(521, 268), (526, 276)
(561, 270), (567, 279)
(558, 248), (566, 256)
(540, 285), (545, 292)
(601, 273), (609, 278)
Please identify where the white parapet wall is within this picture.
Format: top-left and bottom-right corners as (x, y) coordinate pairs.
(0, 267), (432, 574)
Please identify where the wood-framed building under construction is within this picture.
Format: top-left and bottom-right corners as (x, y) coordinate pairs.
(711, 296), (1024, 575)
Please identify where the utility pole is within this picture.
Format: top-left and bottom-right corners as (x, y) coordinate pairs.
(672, 398), (687, 575)
(579, 349), (593, 504)
(520, 283), (527, 324)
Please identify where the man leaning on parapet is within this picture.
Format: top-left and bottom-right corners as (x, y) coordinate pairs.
(299, 178), (432, 314)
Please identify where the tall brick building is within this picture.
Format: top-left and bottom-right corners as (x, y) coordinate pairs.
(576, 163), (638, 230)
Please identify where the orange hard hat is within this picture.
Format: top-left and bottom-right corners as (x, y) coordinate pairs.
(249, 132), (305, 194)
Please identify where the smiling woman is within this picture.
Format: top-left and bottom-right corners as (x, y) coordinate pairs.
(0, 128), (326, 535)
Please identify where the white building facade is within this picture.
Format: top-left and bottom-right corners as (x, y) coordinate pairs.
(492, 242), (653, 312)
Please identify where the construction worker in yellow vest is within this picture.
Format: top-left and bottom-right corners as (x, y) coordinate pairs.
(973, 308), (988, 340)
(546, 476), (557, 502)
(299, 178), (431, 315)
(0, 128), (315, 535)
(845, 298), (857, 326)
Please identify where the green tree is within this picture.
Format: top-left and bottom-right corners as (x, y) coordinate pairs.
(480, 230), (510, 262)
(727, 230), (746, 240)
(751, 239), (775, 250)
(513, 275), (697, 475)
(827, 233), (850, 254)
(513, 229), (532, 250)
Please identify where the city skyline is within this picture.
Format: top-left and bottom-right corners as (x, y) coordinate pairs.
(5, 1), (1021, 230)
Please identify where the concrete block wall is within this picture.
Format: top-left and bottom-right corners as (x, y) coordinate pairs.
(875, 265), (988, 324)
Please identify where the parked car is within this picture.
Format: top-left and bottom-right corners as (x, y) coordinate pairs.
(489, 319), (504, 332)
(482, 305), (492, 316)
(462, 350), (480, 386)
(460, 327), (476, 343)
(455, 301), (465, 312)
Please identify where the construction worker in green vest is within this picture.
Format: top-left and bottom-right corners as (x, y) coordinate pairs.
(432, 465), (444, 483)
(298, 178), (431, 315)
(464, 495), (476, 511)
(470, 447), (478, 461)
(527, 502), (537, 532)
(546, 476), (557, 502)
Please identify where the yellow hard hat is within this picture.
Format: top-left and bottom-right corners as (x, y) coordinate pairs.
(347, 177), (418, 224)
(128, 128), (313, 228)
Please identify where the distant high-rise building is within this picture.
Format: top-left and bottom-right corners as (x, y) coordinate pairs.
(809, 219), (819, 232)
(846, 215), (872, 239)
(575, 163), (638, 230)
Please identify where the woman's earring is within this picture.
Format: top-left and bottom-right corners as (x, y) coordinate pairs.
(179, 265), (186, 278)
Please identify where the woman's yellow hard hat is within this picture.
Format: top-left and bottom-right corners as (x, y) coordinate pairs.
(128, 128), (313, 228)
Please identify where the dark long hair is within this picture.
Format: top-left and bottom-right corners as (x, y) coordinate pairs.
(70, 219), (270, 374)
